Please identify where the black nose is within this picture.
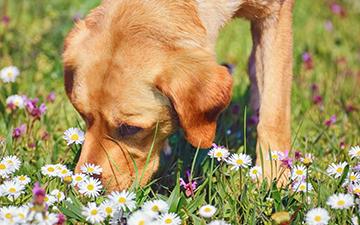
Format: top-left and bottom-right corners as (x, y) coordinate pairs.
(221, 63), (235, 75)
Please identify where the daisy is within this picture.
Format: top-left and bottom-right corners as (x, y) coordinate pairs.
(347, 172), (360, 184)
(108, 190), (136, 211)
(78, 177), (103, 198)
(249, 166), (262, 180)
(327, 162), (348, 178)
(100, 200), (116, 217)
(305, 208), (330, 225)
(349, 146), (360, 159)
(208, 145), (230, 162)
(72, 173), (88, 186)
(142, 199), (169, 218)
(226, 153), (252, 170)
(0, 66), (20, 83)
(44, 195), (57, 206)
(14, 175), (31, 185)
(327, 193), (354, 209)
(82, 202), (106, 224)
(352, 216), (359, 225)
(156, 212), (181, 225)
(63, 127), (85, 145)
(301, 153), (314, 166)
(291, 165), (307, 181)
(349, 183), (360, 196)
(208, 220), (231, 225)
(50, 189), (65, 202)
(16, 206), (29, 223)
(41, 164), (58, 177)
(292, 180), (313, 193)
(268, 151), (285, 161)
(199, 204), (217, 218)
(80, 163), (103, 175)
(0, 160), (12, 178)
(2, 155), (21, 172)
(127, 210), (152, 225)
(6, 95), (25, 109)
(0, 206), (18, 223)
(57, 166), (73, 178)
(1, 180), (25, 199)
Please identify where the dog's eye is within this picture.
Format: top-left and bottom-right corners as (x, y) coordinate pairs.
(118, 124), (142, 137)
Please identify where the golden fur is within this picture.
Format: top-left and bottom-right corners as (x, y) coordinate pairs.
(63, 0), (294, 190)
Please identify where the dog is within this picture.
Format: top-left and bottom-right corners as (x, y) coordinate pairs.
(63, 0), (294, 191)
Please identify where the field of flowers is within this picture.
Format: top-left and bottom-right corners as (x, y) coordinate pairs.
(0, 0), (359, 224)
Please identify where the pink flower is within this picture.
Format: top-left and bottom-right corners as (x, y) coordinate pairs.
(180, 170), (197, 197)
(280, 150), (293, 169)
(12, 124), (27, 139)
(25, 97), (47, 118)
(324, 20), (333, 32)
(312, 95), (323, 105)
(32, 182), (46, 205)
(302, 52), (314, 70)
(330, 2), (346, 16)
(56, 213), (66, 225)
(46, 91), (56, 103)
(324, 115), (336, 127)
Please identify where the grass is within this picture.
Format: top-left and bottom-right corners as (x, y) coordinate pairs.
(0, 0), (359, 224)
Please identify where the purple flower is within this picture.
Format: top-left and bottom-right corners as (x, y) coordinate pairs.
(295, 151), (302, 161)
(312, 95), (323, 105)
(32, 182), (46, 205)
(302, 52), (314, 70)
(346, 104), (357, 113)
(12, 124), (27, 139)
(310, 83), (319, 93)
(353, 164), (360, 171)
(324, 115), (336, 127)
(1, 15), (10, 25)
(330, 2), (346, 16)
(56, 213), (66, 225)
(248, 113), (259, 126)
(25, 97), (47, 119)
(280, 150), (293, 169)
(180, 170), (197, 197)
(46, 91), (56, 103)
(339, 140), (345, 150)
(324, 20), (333, 32)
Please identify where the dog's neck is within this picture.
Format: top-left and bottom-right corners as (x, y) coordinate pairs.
(195, 0), (241, 45)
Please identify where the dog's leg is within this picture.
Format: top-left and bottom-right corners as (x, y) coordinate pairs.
(250, 0), (294, 184)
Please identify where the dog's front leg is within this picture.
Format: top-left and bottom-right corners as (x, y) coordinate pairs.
(250, 0), (294, 184)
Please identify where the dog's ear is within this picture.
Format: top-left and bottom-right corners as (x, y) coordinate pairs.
(155, 54), (233, 148)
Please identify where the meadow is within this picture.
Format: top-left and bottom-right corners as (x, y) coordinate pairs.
(0, 0), (359, 224)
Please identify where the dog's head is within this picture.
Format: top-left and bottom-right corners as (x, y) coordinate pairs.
(63, 0), (233, 191)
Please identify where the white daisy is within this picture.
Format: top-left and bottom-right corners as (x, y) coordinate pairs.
(0, 206), (18, 223)
(327, 193), (354, 209)
(0, 66), (20, 83)
(249, 166), (262, 180)
(44, 194), (57, 206)
(108, 190), (136, 211)
(14, 175), (31, 185)
(301, 153), (314, 166)
(349, 146), (360, 159)
(78, 177), (103, 198)
(292, 180), (313, 193)
(199, 204), (217, 218)
(72, 173), (88, 186)
(63, 127), (85, 145)
(41, 164), (58, 177)
(226, 153), (252, 170)
(100, 200), (116, 217)
(50, 189), (65, 202)
(349, 183), (360, 196)
(82, 202), (106, 224)
(2, 155), (21, 173)
(15, 206), (29, 223)
(327, 162), (348, 178)
(208, 146), (230, 162)
(0, 160), (12, 178)
(208, 220), (231, 225)
(268, 151), (285, 161)
(127, 210), (152, 225)
(5, 95), (25, 109)
(291, 165), (307, 181)
(1, 180), (25, 199)
(156, 212), (181, 225)
(142, 199), (169, 218)
(305, 208), (330, 225)
(347, 172), (360, 184)
(80, 163), (103, 175)
(352, 216), (359, 225)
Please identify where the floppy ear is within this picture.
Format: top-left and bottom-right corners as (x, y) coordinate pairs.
(155, 57), (233, 148)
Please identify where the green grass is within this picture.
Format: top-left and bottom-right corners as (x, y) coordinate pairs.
(0, 0), (359, 224)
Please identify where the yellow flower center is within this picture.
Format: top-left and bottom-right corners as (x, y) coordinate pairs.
(236, 159), (244, 165)
(44, 196), (49, 202)
(354, 188), (360, 194)
(337, 200), (345, 206)
(18, 213), (25, 219)
(296, 170), (304, 175)
(272, 155), (279, 160)
(356, 151), (360, 156)
(13, 99), (20, 106)
(61, 169), (68, 174)
(0, 163), (6, 170)
(90, 209), (98, 215)
(57, 193), (62, 199)
(151, 205), (159, 212)
(118, 197), (126, 203)
(87, 184), (95, 191)
(165, 218), (173, 224)
(9, 187), (16, 193)
(105, 207), (113, 215)
(350, 175), (356, 181)
(47, 167), (55, 172)
(19, 176), (26, 181)
(138, 220), (145, 225)
(6, 160), (13, 165)
(336, 167), (343, 173)
(75, 176), (83, 181)
(87, 167), (94, 173)
(71, 133), (79, 141)
(204, 207), (212, 212)
(299, 185), (306, 191)
(7, 71), (14, 78)
(252, 170), (258, 174)
(215, 152), (223, 158)
(303, 158), (311, 164)
(5, 213), (12, 219)
(314, 215), (322, 222)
